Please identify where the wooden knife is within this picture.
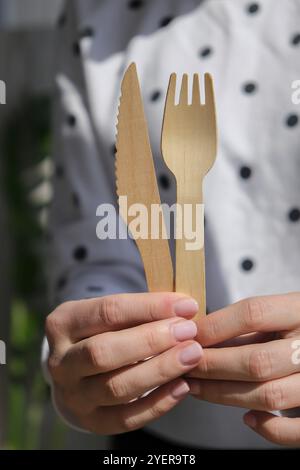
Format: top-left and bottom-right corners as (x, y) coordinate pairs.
(115, 63), (173, 292)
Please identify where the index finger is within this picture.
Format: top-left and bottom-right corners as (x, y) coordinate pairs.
(46, 292), (199, 344)
(197, 293), (300, 346)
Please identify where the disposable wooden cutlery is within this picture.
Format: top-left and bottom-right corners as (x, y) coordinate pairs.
(115, 64), (217, 318)
(161, 73), (217, 316)
(115, 63), (173, 292)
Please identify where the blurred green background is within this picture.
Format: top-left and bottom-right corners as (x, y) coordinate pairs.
(0, 0), (107, 450)
(3, 95), (61, 450)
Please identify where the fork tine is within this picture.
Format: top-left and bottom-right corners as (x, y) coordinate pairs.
(179, 74), (188, 105)
(165, 73), (177, 111)
(204, 73), (215, 108)
(192, 73), (201, 105)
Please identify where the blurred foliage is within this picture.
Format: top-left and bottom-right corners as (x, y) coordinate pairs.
(3, 95), (65, 449)
(4, 95), (49, 298)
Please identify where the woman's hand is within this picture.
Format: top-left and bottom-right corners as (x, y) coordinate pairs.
(188, 293), (300, 446)
(46, 292), (202, 435)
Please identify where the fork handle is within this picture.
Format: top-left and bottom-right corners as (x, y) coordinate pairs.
(175, 183), (206, 318)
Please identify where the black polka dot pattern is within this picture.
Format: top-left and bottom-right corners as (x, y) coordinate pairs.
(243, 82), (257, 94)
(53, 1), (300, 302)
(247, 3), (260, 14)
(199, 46), (212, 58)
(159, 173), (171, 190)
(288, 208), (300, 222)
(56, 276), (67, 290)
(286, 114), (298, 128)
(150, 90), (162, 102)
(291, 33), (300, 46)
(79, 26), (94, 39)
(159, 16), (173, 28)
(111, 144), (117, 156)
(73, 41), (81, 56)
(67, 114), (77, 127)
(73, 246), (88, 261)
(72, 192), (80, 208)
(241, 258), (254, 272)
(240, 166), (252, 179)
(128, 0), (143, 9)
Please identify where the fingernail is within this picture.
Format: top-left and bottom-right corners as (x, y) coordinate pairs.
(179, 342), (203, 365)
(171, 320), (197, 341)
(244, 413), (257, 428)
(173, 298), (199, 317)
(188, 380), (201, 395)
(171, 380), (190, 399)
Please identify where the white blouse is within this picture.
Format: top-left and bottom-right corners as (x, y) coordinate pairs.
(45, 0), (300, 448)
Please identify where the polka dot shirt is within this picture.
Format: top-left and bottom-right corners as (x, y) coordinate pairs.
(46, 0), (300, 448)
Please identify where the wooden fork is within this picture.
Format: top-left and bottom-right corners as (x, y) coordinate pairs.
(161, 73), (217, 317)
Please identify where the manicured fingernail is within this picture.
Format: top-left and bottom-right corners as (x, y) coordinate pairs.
(244, 413), (257, 428)
(173, 298), (199, 317)
(171, 380), (190, 399)
(171, 320), (197, 341)
(188, 380), (201, 395)
(179, 342), (203, 365)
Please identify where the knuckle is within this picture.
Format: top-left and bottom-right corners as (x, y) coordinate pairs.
(120, 400), (167, 432)
(144, 328), (160, 353)
(260, 382), (285, 411)
(148, 401), (167, 421)
(156, 358), (173, 382)
(47, 353), (63, 382)
(194, 354), (210, 376)
(204, 316), (221, 343)
(242, 297), (266, 330)
(105, 374), (129, 402)
(120, 410), (139, 433)
(45, 312), (62, 343)
(45, 301), (75, 342)
(146, 300), (160, 322)
(98, 297), (122, 328)
(84, 339), (109, 372)
(159, 294), (177, 319)
(248, 349), (273, 381)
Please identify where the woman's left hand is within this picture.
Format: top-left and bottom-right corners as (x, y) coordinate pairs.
(188, 292), (300, 446)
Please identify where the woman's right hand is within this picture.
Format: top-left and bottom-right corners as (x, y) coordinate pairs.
(45, 292), (202, 435)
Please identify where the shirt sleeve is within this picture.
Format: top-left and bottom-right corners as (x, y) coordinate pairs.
(43, 0), (147, 431)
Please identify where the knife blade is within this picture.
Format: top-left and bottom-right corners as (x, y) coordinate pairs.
(115, 63), (173, 292)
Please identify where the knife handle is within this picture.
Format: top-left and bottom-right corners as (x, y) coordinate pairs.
(135, 238), (174, 293)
